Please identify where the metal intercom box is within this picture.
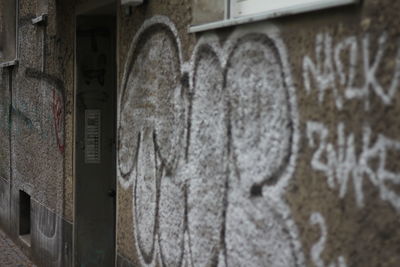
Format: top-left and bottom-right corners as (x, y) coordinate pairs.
(85, 110), (101, 164)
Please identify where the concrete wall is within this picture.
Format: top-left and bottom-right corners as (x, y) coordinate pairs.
(0, 0), (74, 266)
(116, 0), (400, 267)
(0, 0), (399, 266)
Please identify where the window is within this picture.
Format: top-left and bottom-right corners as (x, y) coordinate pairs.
(121, 0), (143, 6)
(191, 0), (359, 32)
(0, 0), (18, 67)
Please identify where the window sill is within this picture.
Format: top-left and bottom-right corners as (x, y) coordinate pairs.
(0, 59), (18, 68)
(189, 0), (358, 33)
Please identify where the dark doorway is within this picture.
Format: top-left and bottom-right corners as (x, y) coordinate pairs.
(19, 190), (31, 246)
(74, 4), (116, 266)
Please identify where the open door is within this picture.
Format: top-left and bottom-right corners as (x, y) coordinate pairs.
(75, 7), (116, 267)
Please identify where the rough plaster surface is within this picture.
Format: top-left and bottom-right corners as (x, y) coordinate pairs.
(0, 0), (399, 267)
(192, 0), (225, 25)
(117, 1), (400, 267)
(282, 1), (400, 266)
(0, 68), (10, 182)
(0, 0), (73, 266)
(12, 0), (65, 216)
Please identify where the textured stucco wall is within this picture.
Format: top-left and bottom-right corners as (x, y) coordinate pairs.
(117, 0), (400, 267)
(192, 0), (225, 25)
(0, 67), (10, 182)
(0, 67), (11, 233)
(284, 1), (400, 266)
(1, 0), (399, 266)
(0, 0), (75, 266)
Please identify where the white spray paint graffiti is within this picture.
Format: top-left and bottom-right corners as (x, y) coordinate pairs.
(0, 178), (9, 228)
(307, 121), (400, 211)
(32, 201), (63, 267)
(188, 35), (226, 267)
(118, 16), (186, 266)
(303, 32), (400, 110)
(118, 16), (304, 266)
(309, 212), (347, 267)
(221, 25), (301, 267)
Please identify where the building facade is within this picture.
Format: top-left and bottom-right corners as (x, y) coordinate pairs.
(0, 0), (400, 266)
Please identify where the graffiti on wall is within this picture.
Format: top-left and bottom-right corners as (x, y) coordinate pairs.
(4, 67), (66, 155)
(52, 88), (65, 154)
(8, 17), (69, 266)
(32, 201), (63, 267)
(303, 32), (400, 110)
(0, 178), (10, 230)
(303, 30), (400, 267)
(303, 32), (400, 212)
(25, 68), (66, 155)
(307, 121), (400, 211)
(309, 213), (347, 267)
(118, 16), (304, 267)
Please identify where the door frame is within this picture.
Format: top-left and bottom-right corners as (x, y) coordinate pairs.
(73, 0), (117, 266)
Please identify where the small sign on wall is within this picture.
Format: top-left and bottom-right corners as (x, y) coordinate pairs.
(231, 0), (358, 18)
(85, 110), (101, 164)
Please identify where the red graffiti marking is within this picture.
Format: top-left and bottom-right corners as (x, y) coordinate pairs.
(52, 89), (65, 154)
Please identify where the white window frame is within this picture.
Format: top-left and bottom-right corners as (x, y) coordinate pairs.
(190, 0), (359, 33)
